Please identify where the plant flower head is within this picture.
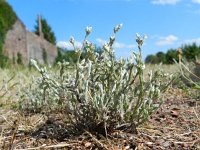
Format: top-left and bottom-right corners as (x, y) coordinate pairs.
(135, 33), (142, 45)
(84, 40), (89, 46)
(177, 48), (183, 60)
(114, 23), (123, 33)
(69, 36), (75, 45)
(177, 48), (183, 55)
(136, 33), (147, 53)
(103, 43), (110, 52)
(86, 26), (92, 36)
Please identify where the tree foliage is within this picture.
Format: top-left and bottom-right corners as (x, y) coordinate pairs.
(55, 48), (78, 64)
(34, 16), (56, 45)
(55, 46), (103, 64)
(145, 43), (200, 64)
(17, 52), (23, 65)
(166, 49), (178, 64)
(182, 43), (200, 61)
(145, 54), (158, 64)
(0, 0), (17, 68)
(156, 51), (167, 64)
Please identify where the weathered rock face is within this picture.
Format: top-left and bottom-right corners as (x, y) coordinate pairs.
(3, 20), (27, 63)
(3, 19), (57, 65)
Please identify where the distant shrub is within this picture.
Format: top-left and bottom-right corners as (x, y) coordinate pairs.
(0, 53), (9, 68)
(55, 48), (79, 64)
(21, 25), (174, 136)
(145, 43), (200, 64)
(177, 50), (200, 97)
(17, 52), (23, 65)
(12, 55), (16, 64)
(55, 46), (103, 65)
(42, 48), (48, 64)
(182, 43), (200, 62)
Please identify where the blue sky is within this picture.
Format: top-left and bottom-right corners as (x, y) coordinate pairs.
(6, 0), (200, 59)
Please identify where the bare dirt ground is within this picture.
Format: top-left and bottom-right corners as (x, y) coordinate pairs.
(0, 88), (199, 150)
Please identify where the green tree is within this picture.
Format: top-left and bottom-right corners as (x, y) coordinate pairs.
(34, 15), (56, 45)
(55, 48), (78, 64)
(55, 46), (103, 64)
(166, 49), (178, 64)
(55, 48), (63, 63)
(0, 1), (17, 31)
(145, 43), (200, 65)
(0, 0), (17, 68)
(182, 43), (200, 61)
(145, 54), (158, 64)
(156, 51), (167, 64)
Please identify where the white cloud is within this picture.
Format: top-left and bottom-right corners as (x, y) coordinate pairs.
(152, 0), (180, 5)
(56, 41), (82, 50)
(113, 42), (136, 49)
(96, 38), (136, 49)
(183, 38), (200, 45)
(155, 35), (178, 46)
(96, 38), (107, 45)
(192, 0), (200, 4)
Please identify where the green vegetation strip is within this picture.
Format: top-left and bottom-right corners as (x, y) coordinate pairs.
(0, 1), (17, 68)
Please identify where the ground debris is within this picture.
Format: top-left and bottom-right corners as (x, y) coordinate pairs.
(0, 88), (200, 149)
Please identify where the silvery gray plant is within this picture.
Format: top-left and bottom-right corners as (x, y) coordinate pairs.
(64, 25), (175, 135)
(20, 60), (72, 112)
(22, 25), (175, 135)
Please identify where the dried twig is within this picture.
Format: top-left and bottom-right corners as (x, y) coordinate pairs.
(84, 130), (108, 149)
(193, 107), (200, 121)
(16, 143), (75, 150)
